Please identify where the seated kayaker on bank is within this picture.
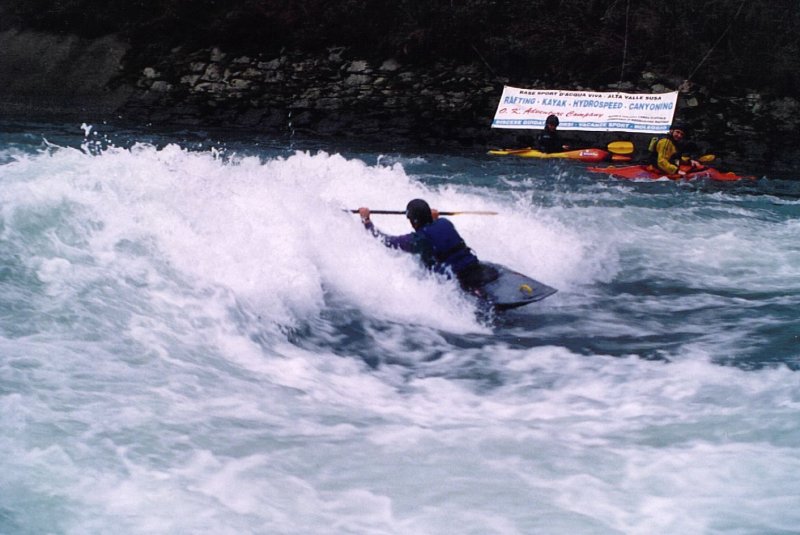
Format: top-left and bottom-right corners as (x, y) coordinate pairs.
(650, 124), (701, 176)
(537, 114), (571, 153)
(358, 199), (497, 291)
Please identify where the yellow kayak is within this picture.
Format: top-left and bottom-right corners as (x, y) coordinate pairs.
(488, 147), (631, 163)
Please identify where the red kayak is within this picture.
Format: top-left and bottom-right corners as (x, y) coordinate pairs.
(586, 164), (755, 182)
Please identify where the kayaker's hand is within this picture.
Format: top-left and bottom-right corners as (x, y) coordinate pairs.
(358, 207), (371, 224)
(678, 170), (687, 177)
(431, 208), (440, 220)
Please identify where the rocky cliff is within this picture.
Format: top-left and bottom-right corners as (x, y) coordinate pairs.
(1, 0), (798, 172)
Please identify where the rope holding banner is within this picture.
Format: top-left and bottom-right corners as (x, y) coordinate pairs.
(619, 0), (631, 84)
(684, 0), (747, 85)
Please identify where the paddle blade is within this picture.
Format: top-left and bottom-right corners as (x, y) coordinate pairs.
(698, 154), (716, 163)
(443, 210), (498, 216)
(607, 141), (634, 155)
(487, 147), (532, 156)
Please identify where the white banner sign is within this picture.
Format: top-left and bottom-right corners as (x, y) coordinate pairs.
(492, 86), (678, 133)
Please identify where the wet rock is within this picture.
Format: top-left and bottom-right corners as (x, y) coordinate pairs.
(149, 81), (172, 92)
(346, 60), (370, 73)
(210, 48), (226, 62)
(380, 59), (401, 72)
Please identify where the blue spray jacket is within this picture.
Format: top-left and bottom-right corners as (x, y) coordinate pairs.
(364, 218), (479, 278)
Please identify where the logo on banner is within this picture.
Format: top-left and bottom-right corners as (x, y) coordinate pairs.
(491, 86), (678, 133)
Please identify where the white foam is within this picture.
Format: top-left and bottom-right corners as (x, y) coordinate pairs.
(4, 143), (601, 333)
(3, 137), (799, 535)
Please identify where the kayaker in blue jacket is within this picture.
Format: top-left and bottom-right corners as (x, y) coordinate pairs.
(358, 199), (495, 291)
(537, 114), (570, 153)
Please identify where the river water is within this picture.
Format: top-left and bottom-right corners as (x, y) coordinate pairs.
(1, 123), (799, 534)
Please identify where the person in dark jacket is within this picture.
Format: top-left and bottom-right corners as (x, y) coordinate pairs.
(537, 114), (569, 153)
(358, 199), (496, 291)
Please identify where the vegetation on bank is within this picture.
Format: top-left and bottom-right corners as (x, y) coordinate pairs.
(3, 0), (798, 97)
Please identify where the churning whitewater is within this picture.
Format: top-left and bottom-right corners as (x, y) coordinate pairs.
(1, 125), (799, 534)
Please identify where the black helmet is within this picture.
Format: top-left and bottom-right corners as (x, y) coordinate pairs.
(546, 114), (559, 126)
(406, 198), (433, 228)
(670, 122), (688, 134)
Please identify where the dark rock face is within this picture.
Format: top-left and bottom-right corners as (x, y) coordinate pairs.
(121, 47), (501, 147)
(0, 29), (133, 118)
(1, 27), (798, 173)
